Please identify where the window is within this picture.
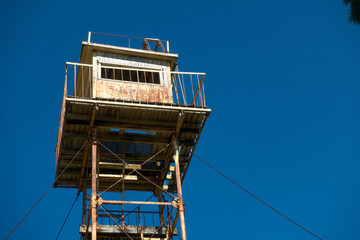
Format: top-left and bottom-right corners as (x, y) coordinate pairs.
(101, 66), (161, 84)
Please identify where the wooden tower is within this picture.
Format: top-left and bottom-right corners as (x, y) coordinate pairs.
(55, 32), (211, 240)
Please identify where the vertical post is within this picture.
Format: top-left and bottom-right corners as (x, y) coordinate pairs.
(64, 65), (68, 97)
(91, 53), (97, 99)
(173, 140), (187, 240)
(88, 31), (91, 43)
(166, 41), (170, 53)
(91, 130), (98, 240)
(82, 182), (87, 225)
(122, 143), (126, 228)
(74, 66), (77, 97)
(157, 189), (164, 226)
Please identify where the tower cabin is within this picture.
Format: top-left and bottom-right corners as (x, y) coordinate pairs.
(55, 32), (211, 240)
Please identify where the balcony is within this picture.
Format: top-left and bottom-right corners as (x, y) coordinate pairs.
(63, 62), (207, 108)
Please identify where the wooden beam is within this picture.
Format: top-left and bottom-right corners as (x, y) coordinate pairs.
(65, 132), (170, 145)
(67, 113), (203, 129)
(78, 104), (97, 191)
(59, 161), (162, 172)
(160, 112), (185, 182)
(61, 150), (189, 162)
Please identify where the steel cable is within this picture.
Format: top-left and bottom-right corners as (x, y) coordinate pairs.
(182, 145), (322, 240)
(55, 193), (79, 240)
(3, 140), (88, 240)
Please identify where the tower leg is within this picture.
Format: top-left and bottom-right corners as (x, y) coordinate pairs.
(91, 131), (98, 240)
(82, 181), (87, 225)
(173, 140), (187, 240)
(157, 188), (165, 226)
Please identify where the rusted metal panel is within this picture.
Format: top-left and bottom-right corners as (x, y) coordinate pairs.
(96, 80), (173, 103)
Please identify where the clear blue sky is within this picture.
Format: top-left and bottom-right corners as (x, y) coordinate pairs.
(1, 0), (359, 239)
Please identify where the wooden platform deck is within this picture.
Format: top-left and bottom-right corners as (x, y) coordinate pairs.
(55, 97), (211, 192)
(79, 225), (178, 240)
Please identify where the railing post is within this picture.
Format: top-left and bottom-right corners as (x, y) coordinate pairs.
(88, 31), (91, 43)
(191, 74), (206, 106)
(64, 64), (68, 97)
(74, 66), (76, 97)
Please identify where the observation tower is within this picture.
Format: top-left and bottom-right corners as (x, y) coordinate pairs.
(55, 32), (211, 240)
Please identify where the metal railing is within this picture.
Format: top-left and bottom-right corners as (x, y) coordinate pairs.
(171, 71), (206, 107)
(97, 205), (175, 229)
(64, 62), (207, 108)
(87, 32), (170, 53)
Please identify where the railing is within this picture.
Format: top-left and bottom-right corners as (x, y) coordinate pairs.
(64, 62), (207, 108)
(87, 32), (170, 53)
(171, 71), (206, 107)
(97, 205), (175, 229)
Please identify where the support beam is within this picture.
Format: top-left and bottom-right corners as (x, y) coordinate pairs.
(171, 211), (180, 238)
(78, 104), (97, 190)
(65, 132), (170, 145)
(101, 200), (173, 206)
(82, 183), (87, 225)
(173, 140), (187, 240)
(160, 111), (185, 182)
(157, 189), (165, 226)
(91, 130), (98, 240)
(122, 143), (126, 228)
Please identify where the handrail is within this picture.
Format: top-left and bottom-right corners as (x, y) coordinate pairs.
(88, 31), (170, 53)
(64, 62), (207, 108)
(66, 61), (205, 75)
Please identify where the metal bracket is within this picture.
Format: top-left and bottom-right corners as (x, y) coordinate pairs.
(171, 197), (184, 209)
(97, 196), (103, 205)
(91, 194), (97, 208)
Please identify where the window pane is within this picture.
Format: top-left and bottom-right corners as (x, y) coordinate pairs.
(153, 72), (160, 84)
(122, 70), (130, 81)
(145, 71), (152, 83)
(115, 69), (121, 80)
(139, 71), (145, 83)
(130, 70), (138, 82)
(101, 66), (160, 85)
(101, 68), (106, 78)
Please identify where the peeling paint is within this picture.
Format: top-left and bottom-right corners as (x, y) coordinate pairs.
(96, 80), (172, 103)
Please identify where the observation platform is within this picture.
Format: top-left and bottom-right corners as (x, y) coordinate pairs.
(54, 34), (211, 193)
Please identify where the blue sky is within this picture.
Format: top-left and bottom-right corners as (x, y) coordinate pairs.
(1, 0), (360, 239)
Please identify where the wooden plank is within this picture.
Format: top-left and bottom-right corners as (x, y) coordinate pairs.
(67, 113), (202, 129)
(59, 161), (161, 171)
(98, 174), (138, 180)
(64, 132), (170, 145)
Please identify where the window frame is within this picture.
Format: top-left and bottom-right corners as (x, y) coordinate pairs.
(99, 64), (163, 85)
